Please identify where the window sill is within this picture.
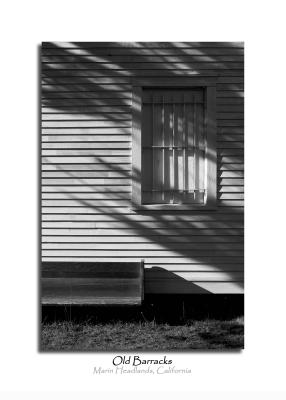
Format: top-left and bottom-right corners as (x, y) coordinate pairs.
(130, 203), (217, 211)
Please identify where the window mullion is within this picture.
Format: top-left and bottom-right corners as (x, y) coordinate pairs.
(172, 101), (175, 204)
(152, 94), (155, 202)
(183, 95), (186, 201)
(162, 96), (165, 203)
(198, 103), (205, 201)
(194, 101), (199, 201)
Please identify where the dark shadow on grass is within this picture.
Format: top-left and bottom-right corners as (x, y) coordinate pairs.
(41, 294), (244, 352)
(41, 294), (243, 324)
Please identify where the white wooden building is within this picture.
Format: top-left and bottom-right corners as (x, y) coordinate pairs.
(41, 42), (244, 296)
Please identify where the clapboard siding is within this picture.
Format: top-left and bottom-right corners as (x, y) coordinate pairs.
(41, 42), (244, 294)
(42, 235), (243, 243)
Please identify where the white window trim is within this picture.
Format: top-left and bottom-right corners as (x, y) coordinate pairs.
(131, 78), (217, 211)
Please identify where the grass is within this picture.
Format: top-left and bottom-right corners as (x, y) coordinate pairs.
(41, 317), (244, 351)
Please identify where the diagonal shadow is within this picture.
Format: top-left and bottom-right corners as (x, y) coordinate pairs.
(41, 42), (244, 292)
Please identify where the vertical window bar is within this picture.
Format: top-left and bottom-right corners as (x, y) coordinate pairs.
(152, 94), (155, 201)
(183, 95), (186, 196)
(193, 101), (196, 200)
(203, 99), (207, 203)
(194, 100), (200, 201)
(198, 103), (205, 201)
(172, 101), (175, 204)
(162, 95), (165, 202)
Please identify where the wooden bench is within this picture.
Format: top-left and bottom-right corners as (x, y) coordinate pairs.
(41, 261), (144, 305)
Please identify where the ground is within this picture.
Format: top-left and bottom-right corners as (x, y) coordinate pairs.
(41, 317), (244, 351)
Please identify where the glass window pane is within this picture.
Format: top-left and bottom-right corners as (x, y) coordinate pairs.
(142, 89), (205, 205)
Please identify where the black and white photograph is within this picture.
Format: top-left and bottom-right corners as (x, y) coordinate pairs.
(2, 0), (286, 397)
(40, 41), (244, 351)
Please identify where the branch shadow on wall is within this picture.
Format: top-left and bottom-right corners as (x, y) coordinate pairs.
(41, 42), (244, 295)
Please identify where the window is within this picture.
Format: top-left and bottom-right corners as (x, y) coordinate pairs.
(131, 80), (217, 210)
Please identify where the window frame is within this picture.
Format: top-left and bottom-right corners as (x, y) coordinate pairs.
(131, 78), (217, 211)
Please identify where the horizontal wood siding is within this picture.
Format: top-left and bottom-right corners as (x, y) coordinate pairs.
(41, 42), (244, 294)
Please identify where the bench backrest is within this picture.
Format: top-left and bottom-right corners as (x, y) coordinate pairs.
(41, 261), (144, 305)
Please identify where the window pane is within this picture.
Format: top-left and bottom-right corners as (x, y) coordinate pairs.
(142, 89), (205, 205)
